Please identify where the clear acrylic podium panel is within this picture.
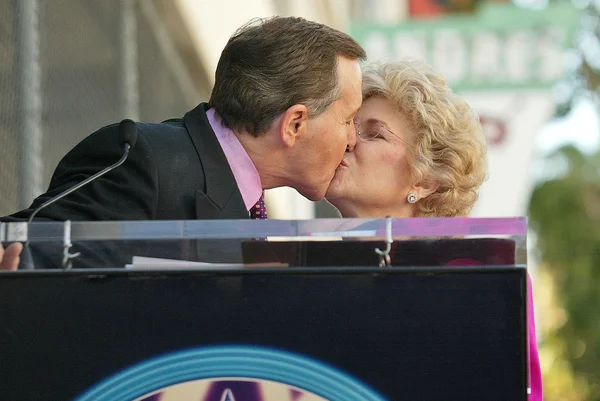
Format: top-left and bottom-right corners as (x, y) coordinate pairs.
(0, 217), (527, 269)
(0, 218), (529, 400)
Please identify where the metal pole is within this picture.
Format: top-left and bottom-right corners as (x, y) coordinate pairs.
(120, 0), (140, 120)
(17, 0), (43, 209)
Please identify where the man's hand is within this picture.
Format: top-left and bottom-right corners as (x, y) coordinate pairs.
(0, 242), (23, 271)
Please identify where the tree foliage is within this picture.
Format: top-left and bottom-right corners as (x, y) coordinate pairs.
(529, 145), (600, 399)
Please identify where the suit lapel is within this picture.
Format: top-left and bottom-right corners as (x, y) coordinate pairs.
(195, 189), (249, 219)
(184, 103), (249, 219)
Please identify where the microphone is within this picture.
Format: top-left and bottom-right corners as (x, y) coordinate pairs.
(19, 119), (138, 270)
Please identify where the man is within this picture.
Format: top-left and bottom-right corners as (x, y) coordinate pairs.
(0, 16), (366, 269)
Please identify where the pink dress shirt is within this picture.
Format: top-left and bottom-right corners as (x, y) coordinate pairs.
(206, 108), (262, 212)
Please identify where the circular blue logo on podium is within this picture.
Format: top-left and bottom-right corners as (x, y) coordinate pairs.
(73, 345), (388, 401)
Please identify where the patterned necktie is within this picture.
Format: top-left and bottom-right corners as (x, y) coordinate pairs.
(250, 193), (268, 219)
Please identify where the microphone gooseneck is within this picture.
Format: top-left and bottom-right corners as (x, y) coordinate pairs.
(19, 119), (138, 270)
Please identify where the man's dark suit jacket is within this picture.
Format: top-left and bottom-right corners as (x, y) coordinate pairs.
(2, 103), (252, 268)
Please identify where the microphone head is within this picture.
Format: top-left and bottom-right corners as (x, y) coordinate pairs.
(118, 119), (138, 149)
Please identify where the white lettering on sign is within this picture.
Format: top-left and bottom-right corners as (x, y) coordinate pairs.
(363, 31), (389, 63)
(538, 29), (566, 81)
(362, 27), (567, 89)
(505, 31), (534, 83)
(393, 31), (427, 62)
(432, 29), (468, 83)
(471, 31), (503, 83)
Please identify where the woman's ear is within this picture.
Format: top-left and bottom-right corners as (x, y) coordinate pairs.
(409, 179), (439, 201)
(279, 104), (308, 148)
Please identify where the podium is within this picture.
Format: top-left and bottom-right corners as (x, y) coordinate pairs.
(0, 217), (529, 401)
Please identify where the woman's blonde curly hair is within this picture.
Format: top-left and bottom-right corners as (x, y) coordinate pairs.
(361, 58), (488, 217)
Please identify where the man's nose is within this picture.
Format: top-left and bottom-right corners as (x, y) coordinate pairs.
(346, 124), (357, 152)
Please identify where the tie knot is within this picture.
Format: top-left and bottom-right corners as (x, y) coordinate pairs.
(250, 194), (268, 220)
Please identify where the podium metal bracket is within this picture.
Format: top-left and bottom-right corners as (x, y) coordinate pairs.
(62, 220), (81, 270)
(375, 216), (393, 267)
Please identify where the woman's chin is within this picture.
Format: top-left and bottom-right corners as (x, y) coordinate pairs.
(326, 168), (356, 202)
(324, 184), (345, 207)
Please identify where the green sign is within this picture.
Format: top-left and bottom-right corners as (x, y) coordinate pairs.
(350, 3), (579, 92)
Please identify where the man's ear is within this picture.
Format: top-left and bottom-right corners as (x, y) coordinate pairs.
(279, 104), (308, 148)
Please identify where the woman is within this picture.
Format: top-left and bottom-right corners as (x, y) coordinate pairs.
(326, 58), (542, 400)
(326, 59), (486, 218)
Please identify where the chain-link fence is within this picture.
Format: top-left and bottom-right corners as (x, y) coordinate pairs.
(0, 0), (208, 216)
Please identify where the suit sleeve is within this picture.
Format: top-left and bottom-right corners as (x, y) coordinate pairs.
(5, 123), (159, 221)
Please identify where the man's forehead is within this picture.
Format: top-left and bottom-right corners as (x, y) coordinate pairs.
(345, 79), (363, 110)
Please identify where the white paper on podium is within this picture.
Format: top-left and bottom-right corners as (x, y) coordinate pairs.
(126, 256), (287, 269)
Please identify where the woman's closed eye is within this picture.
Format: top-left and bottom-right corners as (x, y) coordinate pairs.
(361, 129), (382, 140)
(355, 119), (411, 146)
(355, 121), (385, 141)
